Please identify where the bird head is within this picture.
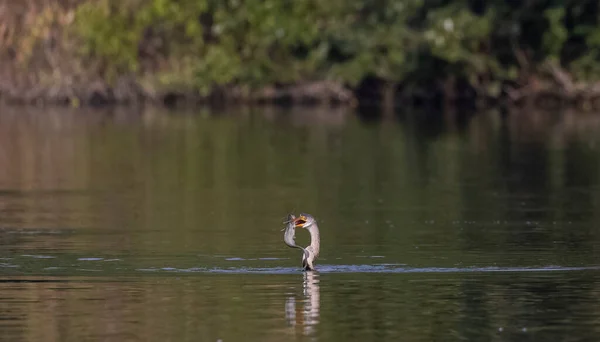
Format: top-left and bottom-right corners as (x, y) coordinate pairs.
(294, 213), (316, 229)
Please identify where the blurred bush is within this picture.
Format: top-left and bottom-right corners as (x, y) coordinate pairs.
(3, 0), (600, 104)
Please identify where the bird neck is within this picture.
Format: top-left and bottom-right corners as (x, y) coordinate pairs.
(307, 224), (320, 257)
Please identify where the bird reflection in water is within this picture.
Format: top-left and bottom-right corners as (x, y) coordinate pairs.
(285, 271), (320, 335)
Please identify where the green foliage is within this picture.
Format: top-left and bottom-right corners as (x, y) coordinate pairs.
(195, 45), (242, 94)
(70, 0), (600, 94)
(542, 7), (568, 61)
(328, 0), (423, 85)
(74, 1), (142, 73)
(424, 5), (490, 64)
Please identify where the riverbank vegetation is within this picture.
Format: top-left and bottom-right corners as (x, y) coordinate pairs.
(2, 1), (600, 108)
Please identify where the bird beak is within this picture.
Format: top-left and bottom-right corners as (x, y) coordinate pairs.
(294, 216), (307, 228)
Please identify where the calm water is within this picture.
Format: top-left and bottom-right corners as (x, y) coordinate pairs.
(1, 106), (600, 341)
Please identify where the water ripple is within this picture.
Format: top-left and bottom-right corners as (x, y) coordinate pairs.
(135, 264), (600, 275)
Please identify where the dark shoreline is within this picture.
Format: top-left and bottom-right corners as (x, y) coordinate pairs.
(3, 81), (600, 113)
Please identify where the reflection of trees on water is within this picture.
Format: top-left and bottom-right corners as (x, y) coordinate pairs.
(454, 273), (600, 341)
(1, 105), (600, 341)
(448, 110), (600, 341)
(285, 271), (320, 337)
(455, 110), (600, 259)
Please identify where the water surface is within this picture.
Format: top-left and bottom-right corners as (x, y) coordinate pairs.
(0, 106), (600, 341)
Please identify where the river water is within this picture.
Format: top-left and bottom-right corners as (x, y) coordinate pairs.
(0, 106), (600, 341)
